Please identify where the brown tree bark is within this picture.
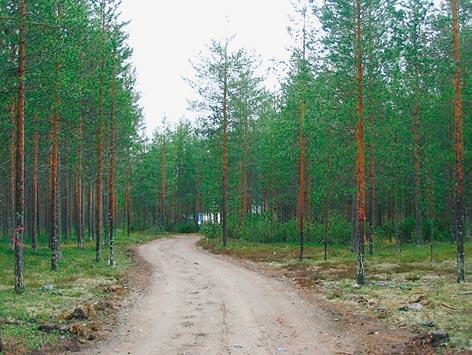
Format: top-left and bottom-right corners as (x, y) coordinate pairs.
(298, 93), (306, 260)
(13, 0), (27, 293)
(355, 0), (366, 285)
(108, 64), (117, 266)
(413, 101), (423, 244)
(32, 115), (39, 252)
(451, 0), (465, 283)
(76, 117), (84, 247)
(50, 64), (61, 271)
(9, 98), (16, 243)
(368, 114), (375, 255)
(88, 184), (94, 241)
(159, 132), (167, 227)
(95, 2), (107, 262)
(323, 151), (331, 261)
(124, 147), (131, 237)
(298, 10), (307, 261)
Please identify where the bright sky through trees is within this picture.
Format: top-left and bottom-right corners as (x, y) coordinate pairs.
(120, 0), (295, 135)
(121, 0), (443, 136)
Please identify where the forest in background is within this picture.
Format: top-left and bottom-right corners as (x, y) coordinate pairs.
(0, 0), (471, 351)
(0, 0), (470, 302)
(134, 0), (471, 284)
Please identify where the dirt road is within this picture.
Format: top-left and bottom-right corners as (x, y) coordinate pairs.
(90, 236), (357, 355)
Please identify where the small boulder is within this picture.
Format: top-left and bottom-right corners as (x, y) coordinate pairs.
(40, 284), (55, 292)
(408, 303), (423, 311)
(430, 331), (449, 347)
(87, 333), (97, 341)
(409, 294), (425, 303)
(372, 281), (388, 287)
(38, 323), (69, 333)
(421, 320), (435, 328)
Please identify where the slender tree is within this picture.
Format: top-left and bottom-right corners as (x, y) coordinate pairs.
(13, 0), (27, 292)
(355, 0), (366, 285)
(451, 0), (465, 283)
(222, 41), (229, 247)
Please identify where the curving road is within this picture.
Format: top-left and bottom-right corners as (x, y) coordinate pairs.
(90, 235), (356, 355)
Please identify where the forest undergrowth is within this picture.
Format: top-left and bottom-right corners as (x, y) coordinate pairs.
(199, 237), (472, 350)
(0, 231), (162, 353)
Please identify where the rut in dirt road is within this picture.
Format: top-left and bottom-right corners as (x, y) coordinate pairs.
(90, 236), (356, 355)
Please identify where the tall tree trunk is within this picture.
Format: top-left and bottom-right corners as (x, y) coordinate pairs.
(108, 64), (117, 266)
(50, 64), (61, 271)
(298, 12), (307, 261)
(9, 98), (16, 244)
(64, 172), (69, 240)
(222, 44), (229, 247)
(32, 115), (39, 252)
(88, 184), (94, 241)
(96, 74), (104, 261)
(451, 0), (465, 283)
(126, 180), (131, 238)
(159, 133), (167, 227)
(368, 114), (375, 255)
(413, 101), (423, 244)
(355, 0), (366, 285)
(298, 90), (306, 260)
(14, 0), (27, 292)
(76, 118), (84, 247)
(323, 153), (331, 261)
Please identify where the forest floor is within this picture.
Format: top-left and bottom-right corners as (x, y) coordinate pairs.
(87, 235), (432, 355)
(0, 231), (163, 354)
(199, 237), (472, 353)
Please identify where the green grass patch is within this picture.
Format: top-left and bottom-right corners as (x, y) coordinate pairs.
(0, 230), (164, 353)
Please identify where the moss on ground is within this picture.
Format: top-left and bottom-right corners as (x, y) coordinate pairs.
(0, 231), (163, 353)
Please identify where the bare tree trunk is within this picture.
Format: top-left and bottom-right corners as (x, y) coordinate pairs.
(298, 11), (307, 261)
(32, 115), (39, 252)
(9, 98), (16, 245)
(13, 0), (27, 293)
(324, 146), (332, 261)
(222, 43), (229, 247)
(368, 125), (375, 255)
(451, 0), (465, 283)
(88, 184), (94, 241)
(76, 118), (84, 247)
(355, 0), (366, 285)
(298, 93), (306, 260)
(108, 64), (117, 266)
(159, 133), (167, 227)
(413, 102), (423, 244)
(126, 181), (131, 238)
(50, 64), (61, 271)
(96, 79), (104, 261)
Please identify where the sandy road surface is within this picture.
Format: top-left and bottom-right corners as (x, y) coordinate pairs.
(89, 236), (356, 355)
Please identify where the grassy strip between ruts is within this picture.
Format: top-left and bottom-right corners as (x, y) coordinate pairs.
(0, 231), (165, 353)
(198, 238), (472, 351)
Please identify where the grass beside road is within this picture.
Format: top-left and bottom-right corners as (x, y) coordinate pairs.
(199, 238), (472, 350)
(0, 231), (163, 353)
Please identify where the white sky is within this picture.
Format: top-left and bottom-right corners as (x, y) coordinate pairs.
(120, 0), (444, 136)
(120, 0), (295, 136)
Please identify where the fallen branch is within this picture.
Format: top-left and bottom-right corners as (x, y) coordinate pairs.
(441, 302), (456, 310)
